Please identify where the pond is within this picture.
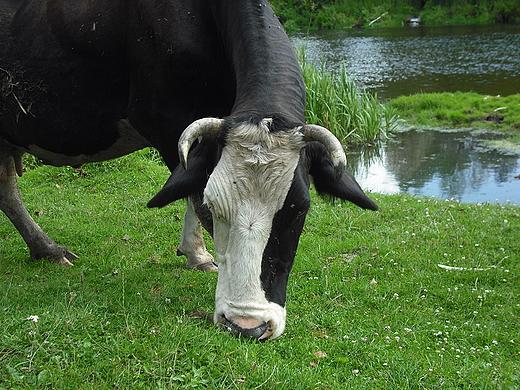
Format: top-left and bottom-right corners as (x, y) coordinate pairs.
(291, 24), (520, 204)
(348, 129), (520, 205)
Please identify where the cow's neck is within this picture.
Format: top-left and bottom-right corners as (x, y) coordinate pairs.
(213, 1), (306, 123)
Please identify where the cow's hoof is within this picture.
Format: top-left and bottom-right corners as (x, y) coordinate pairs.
(56, 254), (77, 266)
(188, 261), (218, 272)
(220, 316), (269, 341)
(31, 246), (78, 266)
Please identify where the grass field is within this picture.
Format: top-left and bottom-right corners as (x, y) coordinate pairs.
(1, 152), (519, 389)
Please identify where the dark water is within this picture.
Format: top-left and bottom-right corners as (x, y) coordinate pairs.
(291, 25), (520, 204)
(291, 24), (520, 100)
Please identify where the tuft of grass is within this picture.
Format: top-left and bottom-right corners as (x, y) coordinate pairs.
(298, 48), (399, 145)
(1, 152), (519, 388)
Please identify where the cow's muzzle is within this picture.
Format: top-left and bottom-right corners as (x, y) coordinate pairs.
(219, 315), (270, 341)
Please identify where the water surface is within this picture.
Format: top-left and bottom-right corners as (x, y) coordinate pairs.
(348, 129), (520, 205)
(291, 24), (520, 99)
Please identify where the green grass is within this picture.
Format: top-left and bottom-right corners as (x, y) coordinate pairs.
(389, 92), (520, 147)
(272, 0), (422, 30)
(299, 50), (520, 149)
(1, 152), (519, 388)
(271, 0), (520, 30)
(299, 49), (398, 145)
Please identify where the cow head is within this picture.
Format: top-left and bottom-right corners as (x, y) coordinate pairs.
(148, 116), (378, 340)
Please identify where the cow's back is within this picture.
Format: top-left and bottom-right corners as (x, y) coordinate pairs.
(0, 0), (236, 168)
(0, 0), (20, 63)
(0, 0), (134, 162)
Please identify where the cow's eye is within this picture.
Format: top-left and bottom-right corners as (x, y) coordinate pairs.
(205, 199), (222, 220)
(206, 201), (216, 215)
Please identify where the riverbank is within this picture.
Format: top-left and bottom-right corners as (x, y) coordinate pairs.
(271, 0), (520, 30)
(388, 92), (520, 151)
(296, 45), (520, 149)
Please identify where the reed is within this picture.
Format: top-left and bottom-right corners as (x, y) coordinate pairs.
(298, 48), (398, 145)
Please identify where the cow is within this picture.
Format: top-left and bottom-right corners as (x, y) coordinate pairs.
(0, 0), (378, 340)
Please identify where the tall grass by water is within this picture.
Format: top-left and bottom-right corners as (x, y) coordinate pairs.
(298, 48), (398, 145)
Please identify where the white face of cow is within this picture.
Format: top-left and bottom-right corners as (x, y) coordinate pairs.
(203, 119), (305, 339)
(148, 116), (360, 340)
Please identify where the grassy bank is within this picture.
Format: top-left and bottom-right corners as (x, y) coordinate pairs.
(271, 0), (520, 30)
(389, 92), (520, 149)
(1, 152), (519, 388)
(298, 52), (520, 149)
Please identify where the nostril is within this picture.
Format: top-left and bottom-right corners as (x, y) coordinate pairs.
(221, 316), (268, 340)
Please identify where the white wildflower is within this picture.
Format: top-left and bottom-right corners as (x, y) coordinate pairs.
(26, 315), (39, 323)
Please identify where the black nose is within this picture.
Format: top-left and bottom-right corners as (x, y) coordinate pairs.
(221, 316), (268, 340)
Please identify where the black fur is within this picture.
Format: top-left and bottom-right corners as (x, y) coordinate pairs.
(305, 142), (379, 211)
(147, 136), (222, 208)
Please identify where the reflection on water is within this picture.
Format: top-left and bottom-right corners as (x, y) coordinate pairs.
(291, 24), (520, 204)
(348, 130), (520, 204)
(291, 24), (520, 99)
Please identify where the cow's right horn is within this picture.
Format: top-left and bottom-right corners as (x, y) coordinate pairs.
(301, 124), (347, 181)
(178, 118), (224, 169)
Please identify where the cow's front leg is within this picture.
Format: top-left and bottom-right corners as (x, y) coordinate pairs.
(0, 152), (77, 265)
(177, 197), (217, 271)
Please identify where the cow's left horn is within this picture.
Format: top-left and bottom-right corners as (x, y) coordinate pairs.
(301, 124), (346, 181)
(178, 118), (224, 169)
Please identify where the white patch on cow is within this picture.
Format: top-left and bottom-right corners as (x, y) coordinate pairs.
(178, 198), (216, 269)
(204, 118), (305, 339)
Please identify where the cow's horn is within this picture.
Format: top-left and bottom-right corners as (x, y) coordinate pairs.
(301, 124), (346, 181)
(178, 118), (224, 169)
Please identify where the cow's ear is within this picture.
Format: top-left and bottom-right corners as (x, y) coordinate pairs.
(304, 142), (378, 211)
(147, 137), (220, 208)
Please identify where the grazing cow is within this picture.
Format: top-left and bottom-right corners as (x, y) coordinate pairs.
(0, 0), (378, 340)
